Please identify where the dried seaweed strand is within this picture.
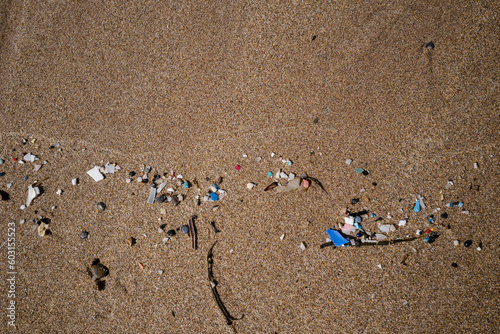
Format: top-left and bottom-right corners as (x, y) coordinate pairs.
(207, 242), (243, 327)
(189, 216), (197, 250)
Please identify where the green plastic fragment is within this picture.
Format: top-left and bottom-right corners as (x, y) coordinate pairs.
(354, 167), (365, 173)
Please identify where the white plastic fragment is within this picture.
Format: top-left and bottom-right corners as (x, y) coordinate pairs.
(20, 205), (26, 210)
(462, 210), (470, 215)
(72, 178), (78, 186)
(280, 234), (285, 240)
(473, 162), (478, 169)
(344, 216), (355, 225)
(7, 182), (13, 188)
(377, 264), (382, 269)
(136, 177), (143, 182)
(20, 219), (25, 224)
(288, 173), (295, 181)
(417, 195), (426, 209)
(217, 190), (227, 199)
(26, 185), (41, 207)
(105, 164), (115, 174)
(177, 194), (183, 201)
(147, 187), (157, 204)
(156, 181), (167, 194)
(166, 188), (175, 193)
(24, 153), (39, 162)
(379, 224), (396, 234)
(126, 178), (131, 183)
(280, 172), (288, 179)
(453, 240), (459, 246)
(375, 234), (388, 241)
(476, 246), (482, 251)
(398, 219), (407, 227)
(271, 152), (276, 157)
(345, 159), (352, 165)
(34, 164), (42, 172)
(246, 182), (256, 189)
(87, 166), (104, 182)
(416, 230), (421, 235)
(256, 157), (261, 162)
(56, 189), (63, 196)
(300, 242), (306, 250)
(242, 154), (248, 158)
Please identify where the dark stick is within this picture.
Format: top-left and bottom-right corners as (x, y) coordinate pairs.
(210, 221), (220, 233)
(207, 242), (243, 327)
(189, 216), (197, 250)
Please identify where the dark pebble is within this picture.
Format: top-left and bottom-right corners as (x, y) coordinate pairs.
(172, 196), (179, 206)
(80, 231), (89, 239)
(425, 41), (435, 49)
(0, 172), (5, 177)
(23, 175), (29, 181)
(180, 225), (189, 234)
(464, 240), (473, 248)
(362, 170), (369, 176)
(441, 213), (448, 219)
(167, 229), (176, 237)
(150, 182), (156, 188)
(129, 171), (136, 177)
(351, 198), (360, 205)
(159, 224), (167, 230)
(372, 182), (377, 186)
(97, 202), (106, 211)
(0, 190), (10, 201)
(313, 117), (319, 124)
(451, 262), (458, 268)
(142, 178), (148, 183)
(153, 174), (160, 181)
(156, 194), (167, 203)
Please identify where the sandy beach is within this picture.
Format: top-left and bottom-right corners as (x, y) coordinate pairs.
(1, 1), (499, 333)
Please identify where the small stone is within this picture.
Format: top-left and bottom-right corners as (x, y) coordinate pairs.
(181, 225), (189, 234)
(451, 262), (458, 268)
(127, 237), (136, 246)
(212, 205), (219, 211)
(155, 194), (167, 203)
(166, 229), (176, 237)
(80, 231), (89, 239)
(351, 198), (359, 205)
(144, 166), (152, 173)
(89, 259), (109, 281)
(129, 171), (136, 177)
(425, 41), (435, 49)
(464, 240), (473, 248)
(97, 202), (106, 211)
(440, 212), (448, 219)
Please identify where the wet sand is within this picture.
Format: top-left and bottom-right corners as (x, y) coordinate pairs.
(0, 1), (499, 333)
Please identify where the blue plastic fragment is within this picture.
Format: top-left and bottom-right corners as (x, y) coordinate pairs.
(458, 202), (464, 208)
(353, 222), (361, 230)
(428, 217), (433, 223)
(354, 216), (362, 224)
(371, 213), (376, 218)
(213, 182), (219, 191)
(210, 192), (219, 201)
(183, 181), (189, 189)
(327, 229), (349, 246)
(267, 171), (273, 177)
(424, 236), (431, 243)
(450, 202), (454, 208)
(413, 200), (421, 213)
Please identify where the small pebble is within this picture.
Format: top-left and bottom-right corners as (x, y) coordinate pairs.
(0, 172), (4, 177)
(129, 171), (136, 177)
(464, 240), (473, 248)
(80, 231), (89, 239)
(451, 262), (458, 268)
(351, 198), (359, 205)
(181, 225), (189, 234)
(97, 202), (106, 211)
(425, 41), (435, 49)
(441, 213), (448, 219)
(166, 229), (176, 237)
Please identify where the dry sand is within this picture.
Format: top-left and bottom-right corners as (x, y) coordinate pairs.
(1, 1), (499, 333)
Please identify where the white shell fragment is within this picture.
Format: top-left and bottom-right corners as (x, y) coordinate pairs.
(26, 185), (41, 207)
(87, 166), (104, 182)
